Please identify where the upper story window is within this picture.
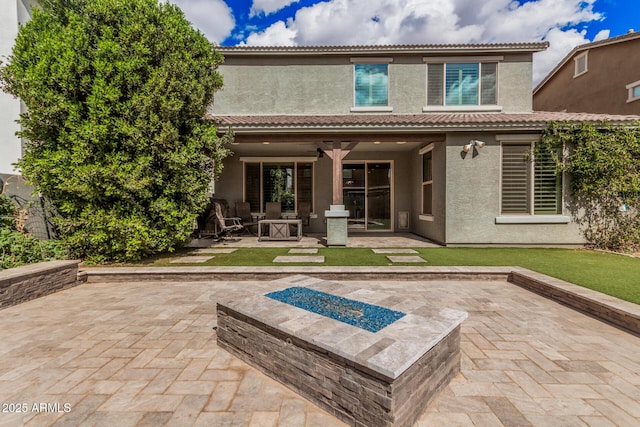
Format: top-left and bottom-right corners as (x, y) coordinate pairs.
(354, 63), (388, 107)
(425, 58), (499, 110)
(351, 58), (393, 112)
(626, 80), (640, 103)
(574, 51), (588, 77)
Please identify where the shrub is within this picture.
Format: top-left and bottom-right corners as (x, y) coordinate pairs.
(0, 0), (230, 262)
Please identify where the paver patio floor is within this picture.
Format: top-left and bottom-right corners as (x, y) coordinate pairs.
(0, 277), (639, 426)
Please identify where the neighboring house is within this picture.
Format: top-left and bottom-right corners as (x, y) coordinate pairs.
(533, 31), (640, 114)
(210, 43), (640, 246)
(1, 0), (36, 177)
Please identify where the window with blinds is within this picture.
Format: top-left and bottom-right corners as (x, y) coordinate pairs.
(427, 62), (497, 106)
(501, 144), (562, 215)
(574, 52), (588, 77)
(534, 151), (562, 214)
(354, 64), (388, 107)
(501, 144), (530, 214)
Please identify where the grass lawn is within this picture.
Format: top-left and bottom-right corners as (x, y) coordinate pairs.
(142, 247), (640, 305)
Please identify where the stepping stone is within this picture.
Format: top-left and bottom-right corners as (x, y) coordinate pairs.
(372, 249), (418, 254)
(188, 248), (237, 254)
(387, 256), (427, 263)
(273, 256), (325, 263)
(288, 249), (318, 254)
(170, 256), (215, 263)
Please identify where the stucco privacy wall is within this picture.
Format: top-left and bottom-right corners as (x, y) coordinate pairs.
(444, 133), (583, 245)
(213, 52), (535, 115)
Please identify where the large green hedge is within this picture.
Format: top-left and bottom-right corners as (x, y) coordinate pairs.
(0, 0), (230, 262)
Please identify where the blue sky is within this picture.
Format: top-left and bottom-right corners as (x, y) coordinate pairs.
(170, 0), (639, 84)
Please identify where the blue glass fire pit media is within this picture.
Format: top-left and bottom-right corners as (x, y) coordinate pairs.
(265, 287), (406, 333)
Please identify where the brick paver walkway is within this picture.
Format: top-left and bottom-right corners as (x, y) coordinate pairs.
(0, 278), (639, 426)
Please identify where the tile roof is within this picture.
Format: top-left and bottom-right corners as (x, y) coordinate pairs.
(218, 42), (549, 55)
(209, 112), (640, 132)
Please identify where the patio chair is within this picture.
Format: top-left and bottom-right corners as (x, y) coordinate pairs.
(265, 202), (282, 219)
(297, 201), (311, 226)
(235, 201), (258, 235)
(212, 201), (244, 239)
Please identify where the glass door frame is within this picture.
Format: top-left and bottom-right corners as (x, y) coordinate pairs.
(342, 160), (394, 232)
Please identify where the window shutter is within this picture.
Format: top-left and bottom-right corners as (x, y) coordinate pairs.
(501, 144), (530, 213)
(480, 63), (497, 105)
(534, 151), (561, 214)
(427, 64), (443, 105)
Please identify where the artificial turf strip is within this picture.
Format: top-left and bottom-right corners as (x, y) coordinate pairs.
(144, 247), (640, 305)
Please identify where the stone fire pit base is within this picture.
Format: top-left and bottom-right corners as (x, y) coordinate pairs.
(217, 275), (467, 427)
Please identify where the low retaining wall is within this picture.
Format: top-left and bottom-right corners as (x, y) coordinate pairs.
(0, 260), (86, 310)
(509, 268), (640, 335)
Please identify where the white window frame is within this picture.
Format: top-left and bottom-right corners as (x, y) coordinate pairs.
(419, 143), (435, 221)
(574, 51), (588, 78)
(423, 56), (502, 112)
(240, 157), (317, 214)
(626, 80), (640, 103)
(496, 135), (569, 224)
(350, 57), (393, 112)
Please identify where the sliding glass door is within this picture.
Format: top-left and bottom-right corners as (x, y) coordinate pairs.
(343, 162), (392, 231)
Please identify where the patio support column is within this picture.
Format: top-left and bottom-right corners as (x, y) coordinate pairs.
(319, 141), (358, 246)
(320, 141), (358, 205)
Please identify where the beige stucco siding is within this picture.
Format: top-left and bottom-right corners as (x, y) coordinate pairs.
(444, 133), (584, 245)
(214, 53), (536, 115)
(214, 57), (352, 115)
(498, 55), (534, 112)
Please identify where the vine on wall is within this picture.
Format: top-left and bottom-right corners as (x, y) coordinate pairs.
(538, 121), (640, 252)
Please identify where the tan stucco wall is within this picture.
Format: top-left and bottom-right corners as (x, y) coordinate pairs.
(214, 52), (536, 115)
(443, 133), (584, 245)
(534, 38), (640, 114)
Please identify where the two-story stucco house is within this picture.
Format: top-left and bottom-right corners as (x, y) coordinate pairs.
(533, 31), (640, 115)
(210, 43), (640, 246)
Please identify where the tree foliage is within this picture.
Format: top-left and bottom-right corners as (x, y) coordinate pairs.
(538, 121), (640, 252)
(0, 0), (230, 262)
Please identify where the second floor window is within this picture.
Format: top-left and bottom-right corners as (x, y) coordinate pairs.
(354, 63), (389, 107)
(427, 62), (497, 106)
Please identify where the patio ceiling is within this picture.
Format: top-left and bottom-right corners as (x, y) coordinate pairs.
(228, 134), (444, 155)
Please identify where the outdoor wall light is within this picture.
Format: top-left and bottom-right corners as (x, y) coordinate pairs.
(461, 139), (487, 158)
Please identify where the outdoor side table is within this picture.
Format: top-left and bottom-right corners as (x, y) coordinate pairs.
(258, 219), (302, 241)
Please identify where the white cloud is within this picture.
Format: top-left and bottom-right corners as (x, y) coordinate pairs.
(243, 0), (608, 85)
(170, 0), (235, 44)
(251, 0), (300, 16)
